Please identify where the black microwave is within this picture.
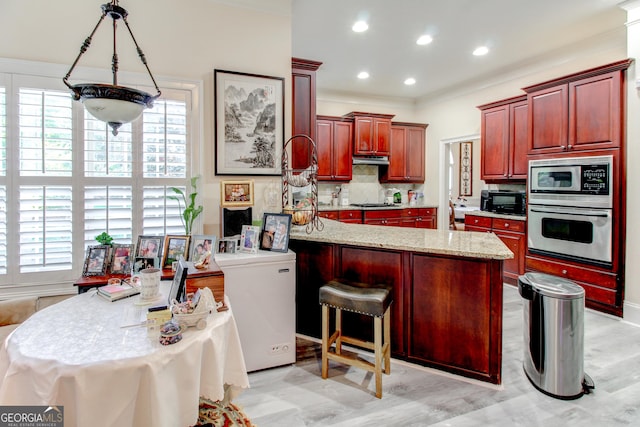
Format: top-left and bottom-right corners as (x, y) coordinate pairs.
(481, 190), (526, 215)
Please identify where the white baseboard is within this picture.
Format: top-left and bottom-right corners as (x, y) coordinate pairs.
(623, 301), (640, 327)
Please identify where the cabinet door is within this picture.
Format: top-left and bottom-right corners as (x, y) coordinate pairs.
(316, 119), (333, 180)
(406, 127), (425, 181)
(569, 71), (621, 151)
(528, 85), (568, 155)
(385, 127), (407, 180)
(353, 117), (374, 154)
(509, 100), (528, 179)
(291, 60), (320, 169)
(332, 121), (353, 180)
(374, 118), (391, 155)
(481, 104), (509, 180)
(493, 230), (525, 284)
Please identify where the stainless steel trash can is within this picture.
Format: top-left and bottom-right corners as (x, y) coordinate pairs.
(518, 272), (594, 399)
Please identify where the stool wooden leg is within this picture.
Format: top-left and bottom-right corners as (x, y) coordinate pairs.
(374, 315), (383, 398)
(321, 304), (329, 379)
(384, 306), (391, 375)
(335, 308), (342, 355)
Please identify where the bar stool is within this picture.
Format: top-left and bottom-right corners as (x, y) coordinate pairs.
(319, 279), (392, 398)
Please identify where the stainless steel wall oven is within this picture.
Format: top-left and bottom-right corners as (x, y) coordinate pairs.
(527, 155), (613, 268)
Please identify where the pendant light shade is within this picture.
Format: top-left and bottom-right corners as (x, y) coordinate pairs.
(63, 1), (161, 135)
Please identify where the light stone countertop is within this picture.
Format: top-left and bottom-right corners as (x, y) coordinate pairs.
(289, 219), (513, 260)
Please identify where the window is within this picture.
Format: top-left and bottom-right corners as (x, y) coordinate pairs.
(0, 62), (199, 291)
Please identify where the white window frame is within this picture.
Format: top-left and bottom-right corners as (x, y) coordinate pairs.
(0, 58), (203, 298)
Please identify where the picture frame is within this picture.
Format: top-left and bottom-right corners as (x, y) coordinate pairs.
(239, 225), (260, 254)
(216, 238), (238, 254)
(162, 235), (191, 269)
(189, 235), (216, 263)
(83, 245), (110, 276)
(260, 213), (292, 252)
(133, 257), (158, 273)
(135, 236), (163, 259)
(214, 69), (284, 176)
(220, 180), (254, 207)
(459, 141), (473, 197)
(110, 243), (134, 275)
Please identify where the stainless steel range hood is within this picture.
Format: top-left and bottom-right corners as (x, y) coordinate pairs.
(352, 155), (389, 166)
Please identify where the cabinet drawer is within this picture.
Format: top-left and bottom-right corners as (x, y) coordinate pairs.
(464, 215), (492, 228)
(339, 210), (362, 222)
(318, 210), (338, 220)
(364, 209), (402, 220)
(491, 218), (525, 233)
(526, 256), (617, 290)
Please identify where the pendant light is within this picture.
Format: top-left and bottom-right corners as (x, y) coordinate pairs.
(63, 0), (161, 135)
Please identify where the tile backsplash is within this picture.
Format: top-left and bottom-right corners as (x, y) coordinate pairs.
(318, 165), (424, 205)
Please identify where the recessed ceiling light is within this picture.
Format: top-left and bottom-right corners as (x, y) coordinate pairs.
(404, 78), (416, 86)
(352, 20), (368, 33)
(357, 71), (370, 79)
(473, 46), (489, 56)
(416, 35), (433, 45)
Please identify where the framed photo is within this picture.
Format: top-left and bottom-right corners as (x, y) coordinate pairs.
(162, 235), (191, 269)
(260, 213), (292, 252)
(83, 245), (110, 276)
(220, 180), (254, 207)
(133, 257), (159, 273)
(459, 141), (473, 197)
(136, 236), (163, 259)
(214, 69), (284, 176)
(239, 225), (260, 254)
(216, 238), (238, 254)
(110, 243), (133, 275)
(190, 235), (215, 263)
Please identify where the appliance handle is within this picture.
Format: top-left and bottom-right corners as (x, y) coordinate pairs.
(529, 207), (610, 218)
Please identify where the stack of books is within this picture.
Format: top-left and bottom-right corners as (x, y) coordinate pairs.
(98, 281), (140, 302)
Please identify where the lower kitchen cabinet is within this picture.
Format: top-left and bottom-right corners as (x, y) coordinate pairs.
(363, 209), (402, 226)
(465, 214), (526, 284)
(402, 208), (437, 229)
(338, 209), (362, 223)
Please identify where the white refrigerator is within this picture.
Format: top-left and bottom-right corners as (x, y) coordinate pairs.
(214, 250), (296, 372)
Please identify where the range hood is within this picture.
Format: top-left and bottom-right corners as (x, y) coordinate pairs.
(352, 155), (390, 166)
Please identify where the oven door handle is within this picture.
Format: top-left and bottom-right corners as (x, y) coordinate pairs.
(529, 207), (611, 218)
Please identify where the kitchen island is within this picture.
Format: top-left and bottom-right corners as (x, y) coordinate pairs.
(289, 219), (512, 385)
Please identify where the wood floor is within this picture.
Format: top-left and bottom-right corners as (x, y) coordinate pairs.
(235, 285), (640, 426)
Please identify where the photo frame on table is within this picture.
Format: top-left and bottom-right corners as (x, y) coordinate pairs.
(220, 180), (254, 207)
(133, 257), (158, 273)
(110, 243), (133, 275)
(83, 245), (110, 276)
(239, 225), (260, 254)
(136, 235), (163, 259)
(260, 213), (292, 252)
(216, 238), (238, 254)
(168, 257), (189, 305)
(162, 235), (191, 269)
(214, 69), (284, 176)
(189, 235), (215, 263)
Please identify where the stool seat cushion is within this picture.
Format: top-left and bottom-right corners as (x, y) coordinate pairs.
(319, 279), (392, 317)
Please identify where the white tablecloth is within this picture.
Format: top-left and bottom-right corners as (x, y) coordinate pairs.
(0, 283), (249, 427)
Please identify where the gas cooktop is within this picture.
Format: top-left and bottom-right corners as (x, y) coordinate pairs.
(350, 203), (394, 208)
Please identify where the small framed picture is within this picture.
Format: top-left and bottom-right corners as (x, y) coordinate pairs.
(136, 236), (163, 259)
(110, 243), (133, 275)
(133, 257), (158, 273)
(190, 235), (215, 263)
(220, 180), (254, 207)
(162, 235), (191, 269)
(83, 245), (110, 276)
(217, 238), (237, 254)
(260, 213), (292, 252)
(239, 225), (260, 254)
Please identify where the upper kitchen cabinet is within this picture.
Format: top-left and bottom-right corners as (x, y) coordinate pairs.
(478, 95), (528, 181)
(316, 115), (353, 181)
(344, 112), (395, 156)
(291, 58), (322, 170)
(524, 59), (632, 156)
(380, 122), (427, 183)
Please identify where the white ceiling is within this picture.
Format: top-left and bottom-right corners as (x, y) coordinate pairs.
(291, 0), (627, 101)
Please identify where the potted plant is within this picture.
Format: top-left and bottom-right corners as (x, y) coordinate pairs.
(169, 175), (204, 236)
(95, 232), (114, 246)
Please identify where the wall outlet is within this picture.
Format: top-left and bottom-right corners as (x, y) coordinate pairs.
(269, 342), (291, 355)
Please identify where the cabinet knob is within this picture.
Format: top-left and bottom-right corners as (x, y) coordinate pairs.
(567, 144), (573, 149)
(562, 269), (567, 275)
(474, 219), (479, 223)
(503, 173), (508, 177)
(504, 223), (509, 228)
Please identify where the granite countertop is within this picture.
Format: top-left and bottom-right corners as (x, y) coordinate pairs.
(464, 210), (527, 221)
(290, 219), (513, 260)
(318, 203), (438, 211)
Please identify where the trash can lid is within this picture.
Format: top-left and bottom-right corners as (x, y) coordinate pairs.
(521, 272), (585, 299)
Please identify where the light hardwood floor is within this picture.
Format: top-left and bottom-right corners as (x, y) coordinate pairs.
(235, 285), (640, 426)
